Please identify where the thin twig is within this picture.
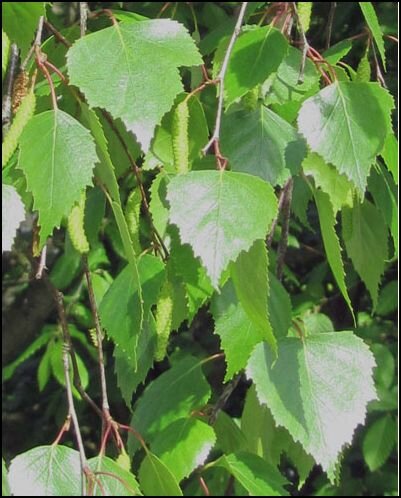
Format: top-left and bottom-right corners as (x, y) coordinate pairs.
(371, 42), (387, 88)
(83, 257), (110, 412)
(80, 2), (89, 37)
(53, 288), (88, 496)
(44, 20), (72, 48)
(202, 2), (248, 159)
(326, 2), (337, 49)
(199, 476), (210, 496)
(35, 244), (47, 279)
(2, 44), (19, 135)
(266, 186), (288, 248)
(35, 47), (58, 109)
(208, 374), (241, 425)
(292, 2), (310, 83)
(276, 178), (293, 280)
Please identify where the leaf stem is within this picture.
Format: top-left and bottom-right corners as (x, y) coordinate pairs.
(208, 374), (241, 424)
(202, 2), (248, 162)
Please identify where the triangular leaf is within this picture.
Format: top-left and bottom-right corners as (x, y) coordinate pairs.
(67, 20), (202, 151)
(129, 356), (211, 453)
(215, 25), (288, 106)
(231, 239), (276, 355)
(298, 82), (394, 194)
(214, 452), (289, 496)
(342, 200), (388, 309)
(362, 415), (396, 471)
(18, 110), (98, 248)
(8, 445), (81, 496)
(151, 417), (216, 482)
(221, 104), (306, 186)
(247, 333), (377, 482)
(211, 281), (265, 381)
(167, 171), (278, 288)
(88, 455), (142, 496)
(139, 452), (182, 496)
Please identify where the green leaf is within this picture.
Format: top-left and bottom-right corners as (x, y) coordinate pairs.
(129, 356), (211, 453)
(268, 272), (292, 340)
(8, 445), (81, 496)
(2, 3), (45, 58)
(371, 343), (395, 390)
(3, 327), (52, 380)
(2, 184), (25, 252)
(2, 459), (10, 497)
(99, 255), (165, 367)
(303, 153), (353, 213)
(67, 20), (202, 151)
(342, 200), (388, 309)
(167, 171), (278, 288)
(18, 110), (98, 248)
(314, 190), (354, 320)
(139, 452), (182, 496)
(221, 104), (306, 186)
(37, 347), (52, 391)
(149, 171), (170, 240)
(362, 415), (396, 471)
(302, 313), (334, 335)
(151, 417), (216, 482)
(214, 452), (289, 496)
(323, 40), (353, 65)
(214, 411), (248, 454)
(375, 281), (398, 317)
(2, 90), (36, 167)
(381, 133), (398, 184)
(49, 232), (82, 290)
(368, 164), (398, 256)
(215, 25), (288, 106)
(298, 82), (394, 194)
(359, 2), (386, 70)
(247, 333), (377, 482)
(88, 455), (142, 496)
(231, 240), (276, 355)
(114, 314), (157, 407)
(211, 281), (265, 381)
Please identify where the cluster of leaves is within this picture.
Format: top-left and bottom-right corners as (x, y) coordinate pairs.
(2, 2), (398, 496)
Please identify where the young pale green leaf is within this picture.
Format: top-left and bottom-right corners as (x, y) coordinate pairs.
(362, 415), (396, 471)
(2, 90), (36, 167)
(2, 459), (10, 497)
(114, 314), (157, 407)
(167, 170), (278, 288)
(67, 20), (202, 151)
(214, 452), (289, 496)
(303, 153), (353, 213)
(8, 445), (81, 496)
(221, 104), (306, 186)
(129, 356), (211, 453)
(2, 3), (45, 58)
(247, 333), (377, 482)
(88, 455), (142, 496)
(151, 417), (216, 482)
(99, 255), (165, 367)
(211, 281), (265, 382)
(314, 190), (354, 320)
(2, 184), (25, 252)
(298, 82), (394, 194)
(18, 110), (98, 248)
(215, 25), (288, 106)
(342, 200), (388, 309)
(231, 240), (276, 355)
(139, 452), (182, 496)
(359, 3), (386, 70)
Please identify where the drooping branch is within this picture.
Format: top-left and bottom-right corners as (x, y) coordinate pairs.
(202, 2), (248, 164)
